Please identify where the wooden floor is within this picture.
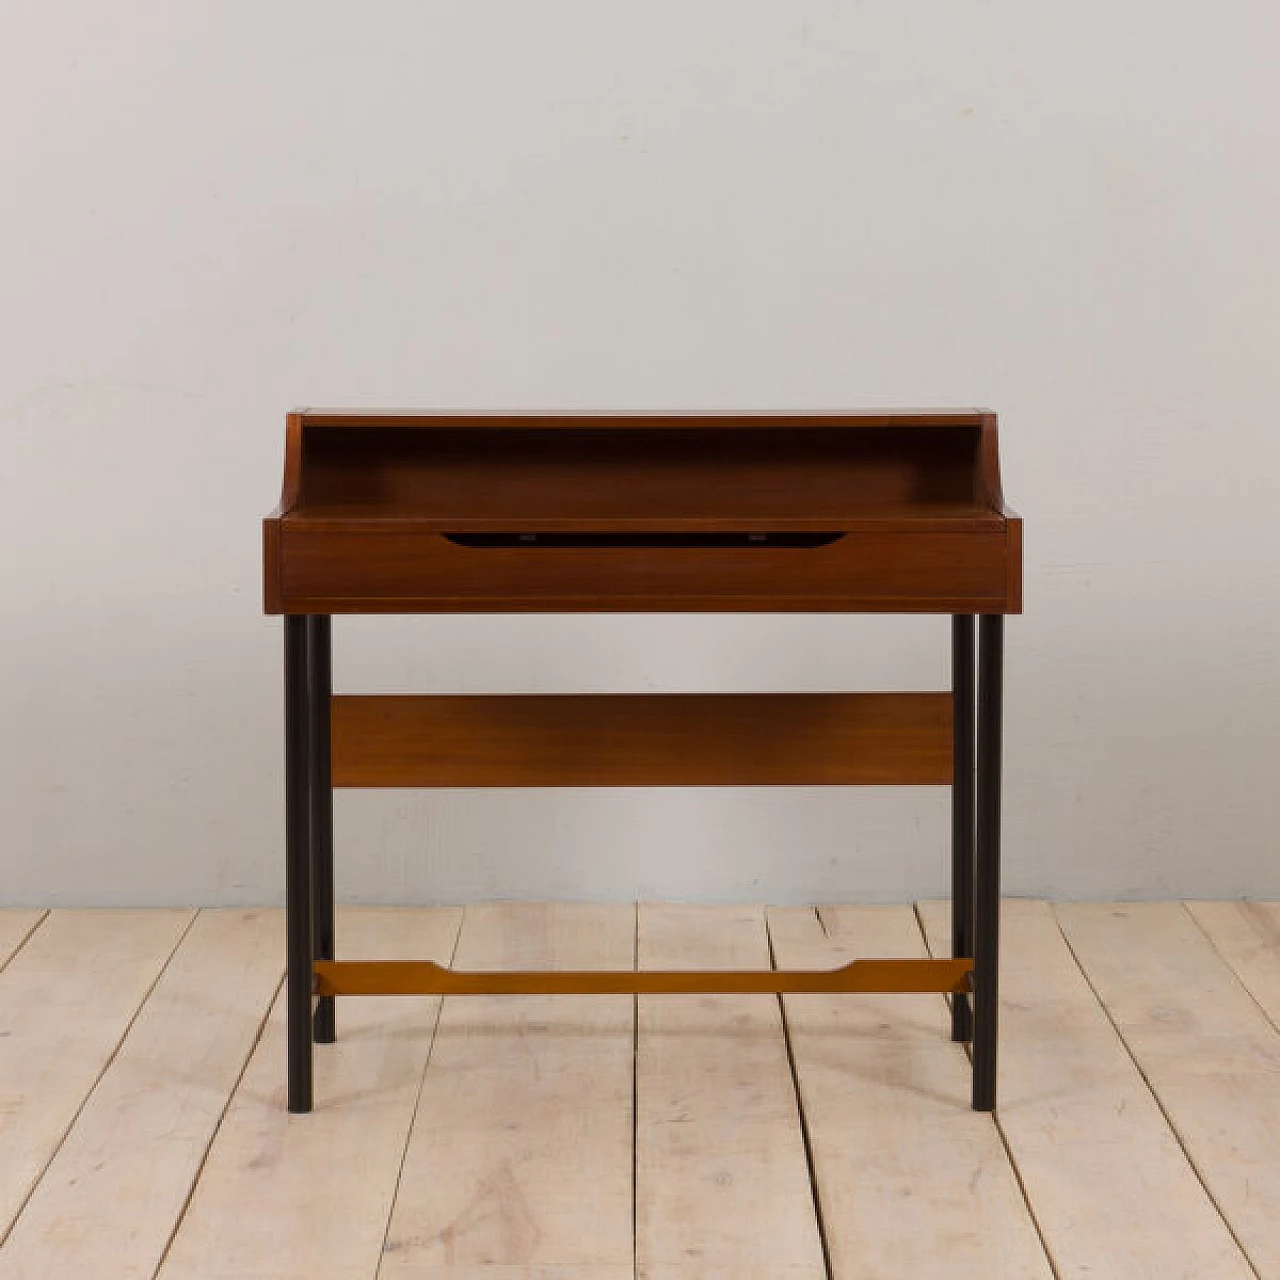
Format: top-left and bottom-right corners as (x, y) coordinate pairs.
(1, 903), (1279, 1278)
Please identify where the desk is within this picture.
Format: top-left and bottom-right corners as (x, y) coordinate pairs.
(264, 410), (1021, 1113)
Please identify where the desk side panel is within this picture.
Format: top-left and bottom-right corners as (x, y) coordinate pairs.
(262, 518), (284, 614)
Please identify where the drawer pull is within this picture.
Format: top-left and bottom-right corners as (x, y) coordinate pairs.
(444, 531), (844, 549)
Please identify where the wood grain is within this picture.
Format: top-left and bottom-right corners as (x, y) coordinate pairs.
(1056, 902), (1280, 1279)
(768, 905), (1052, 1280)
(330, 693), (955, 788)
(0, 910), (283, 1280)
(918, 899), (1255, 1280)
(0, 909), (194, 1239)
(379, 903), (635, 1279)
(158, 908), (463, 1280)
(635, 904), (826, 1279)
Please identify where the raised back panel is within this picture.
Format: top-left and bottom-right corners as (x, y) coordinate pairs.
(295, 425), (983, 526)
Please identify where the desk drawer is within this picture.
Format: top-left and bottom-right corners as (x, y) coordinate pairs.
(278, 527), (1012, 612)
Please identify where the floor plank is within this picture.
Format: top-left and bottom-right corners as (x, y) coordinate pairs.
(158, 907), (462, 1280)
(1187, 900), (1280, 1028)
(635, 903), (825, 1280)
(3, 900), (1275, 1280)
(379, 902), (635, 1280)
(918, 900), (1254, 1280)
(0, 912), (46, 971)
(767, 905), (1052, 1280)
(1057, 902), (1280, 1279)
(0, 909), (282, 1280)
(0, 908), (194, 1241)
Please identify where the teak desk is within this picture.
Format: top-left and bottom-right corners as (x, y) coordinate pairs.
(264, 410), (1021, 1113)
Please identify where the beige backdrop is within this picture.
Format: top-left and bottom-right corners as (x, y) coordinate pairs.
(2, 2), (1278, 904)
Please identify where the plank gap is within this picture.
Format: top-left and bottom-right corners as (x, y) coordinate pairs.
(0, 909), (50, 971)
(911, 901), (1063, 1280)
(0, 909), (198, 1249)
(767, 913), (835, 1280)
(1182, 902), (1280, 1042)
(151, 937), (285, 1278)
(375, 907), (467, 1274)
(1051, 905), (1265, 1280)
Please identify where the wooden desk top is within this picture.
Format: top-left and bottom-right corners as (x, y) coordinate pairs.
(264, 410), (1021, 614)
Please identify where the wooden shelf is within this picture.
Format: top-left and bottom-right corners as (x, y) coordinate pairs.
(329, 692), (954, 788)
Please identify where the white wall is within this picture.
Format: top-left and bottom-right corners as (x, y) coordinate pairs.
(3, 2), (1279, 906)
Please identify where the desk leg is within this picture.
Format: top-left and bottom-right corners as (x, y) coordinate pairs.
(951, 615), (975, 1044)
(285, 616), (314, 1113)
(308, 616), (336, 1045)
(972, 615), (1004, 1112)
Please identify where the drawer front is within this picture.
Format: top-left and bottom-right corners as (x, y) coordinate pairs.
(279, 528), (1011, 612)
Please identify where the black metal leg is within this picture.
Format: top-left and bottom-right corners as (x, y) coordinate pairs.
(951, 615), (975, 1044)
(285, 616), (314, 1112)
(308, 616), (336, 1045)
(972, 614), (1004, 1111)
